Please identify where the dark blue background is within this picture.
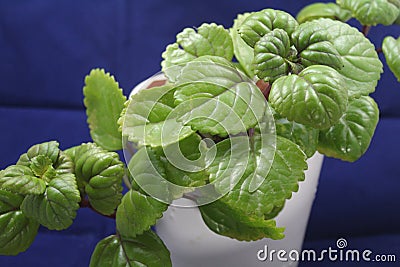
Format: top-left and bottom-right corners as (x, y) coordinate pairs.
(0, 0), (399, 266)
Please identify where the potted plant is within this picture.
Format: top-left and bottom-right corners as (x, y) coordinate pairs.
(0, 0), (399, 266)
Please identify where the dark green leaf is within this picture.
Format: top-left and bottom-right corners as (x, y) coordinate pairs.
(21, 173), (80, 230)
(270, 65), (348, 129)
(84, 69), (127, 151)
(382, 36), (400, 81)
(238, 9), (298, 48)
(318, 96), (379, 162)
(0, 210), (39, 255)
(0, 165), (46, 195)
(296, 2), (352, 23)
(89, 231), (171, 267)
(0, 189), (24, 213)
(116, 190), (167, 238)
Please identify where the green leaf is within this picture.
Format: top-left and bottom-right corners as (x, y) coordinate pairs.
(68, 143), (124, 215)
(296, 2), (352, 23)
(0, 165), (46, 195)
(318, 96), (379, 162)
(253, 29), (291, 82)
(382, 36), (400, 81)
(213, 136), (306, 219)
(275, 117), (319, 158)
(21, 173), (81, 230)
(120, 84), (194, 147)
(306, 18), (382, 98)
(161, 23), (233, 81)
(199, 199), (284, 241)
(173, 58), (266, 136)
(238, 8), (298, 48)
(0, 210), (39, 255)
(116, 190), (167, 238)
(270, 65), (348, 129)
(17, 141), (74, 175)
(230, 13), (255, 77)
(155, 134), (208, 188)
(0, 189), (24, 213)
(84, 68), (127, 151)
(291, 21), (343, 70)
(388, 0), (400, 24)
(337, 0), (399, 25)
(89, 231), (171, 267)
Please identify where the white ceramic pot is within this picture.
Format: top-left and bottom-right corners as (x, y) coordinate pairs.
(129, 73), (324, 267)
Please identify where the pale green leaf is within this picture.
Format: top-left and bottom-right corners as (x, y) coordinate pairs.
(382, 36), (400, 81)
(318, 96), (379, 162)
(0, 210), (39, 255)
(0, 165), (46, 195)
(89, 231), (171, 267)
(307, 18), (383, 98)
(253, 29), (291, 82)
(84, 68), (127, 151)
(238, 9), (298, 48)
(67, 143), (124, 215)
(161, 23), (233, 81)
(337, 0), (399, 25)
(291, 21), (343, 70)
(296, 2), (352, 23)
(270, 65), (348, 129)
(173, 58), (266, 136)
(21, 173), (81, 230)
(116, 190), (167, 238)
(230, 13), (255, 77)
(199, 199), (284, 241)
(120, 84), (194, 147)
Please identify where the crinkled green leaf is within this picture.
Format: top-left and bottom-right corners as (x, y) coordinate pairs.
(89, 231), (171, 267)
(0, 210), (39, 255)
(212, 136), (306, 219)
(389, 0), (400, 24)
(173, 58), (266, 136)
(84, 69), (126, 151)
(230, 13), (255, 77)
(270, 65), (348, 129)
(308, 18), (382, 98)
(337, 0), (399, 25)
(296, 2), (352, 23)
(116, 190), (167, 238)
(291, 21), (343, 70)
(67, 143), (124, 215)
(17, 141), (74, 175)
(120, 84), (194, 147)
(199, 199), (284, 241)
(275, 117), (319, 158)
(253, 29), (291, 82)
(161, 23), (233, 81)
(318, 96), (379, 162)
(0, 165), (46, 195)
(238, 9), (298, 48)
(21, 173), (80, 230)
(382, 36), (400, 81)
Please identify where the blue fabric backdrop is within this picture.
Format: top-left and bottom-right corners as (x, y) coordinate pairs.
(0, 0), (399, 266)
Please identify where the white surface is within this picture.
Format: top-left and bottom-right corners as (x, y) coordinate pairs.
(156, 153), (324, 267)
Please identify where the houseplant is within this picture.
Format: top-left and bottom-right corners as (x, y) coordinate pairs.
(3, 1), (397, 266)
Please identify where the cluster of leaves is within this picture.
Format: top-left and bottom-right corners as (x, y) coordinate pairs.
(1, 0), (399, 266)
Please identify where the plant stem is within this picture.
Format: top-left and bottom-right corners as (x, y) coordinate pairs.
(376, 47), (383, 54)
(256, 80), (271, 100)
(80, 198), (116, 219)
(362, 25), (371, 37)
